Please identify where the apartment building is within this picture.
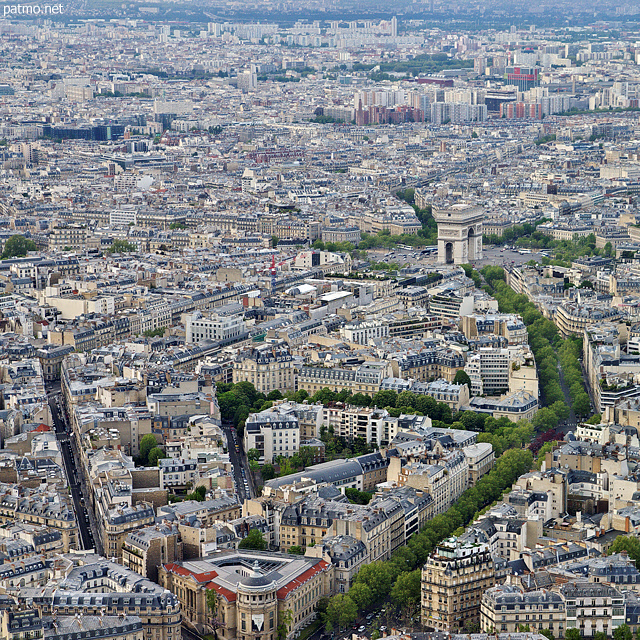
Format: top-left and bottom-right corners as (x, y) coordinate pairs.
(421, 535), (496, 632)
(460, 313), (528, 345)
(298, 362), (393, 396)
(305, 535), (368, 594)
(561, 583), (625, 638)
(393, 348), (465, 383)
(48, 224), (87, 252)
(556, 302), (622, 338)
(464, 348), (510, 396)
(121, 522), (182, 583)
(156, 494), (242, 526)
(340, 320), (389, 345)
(185, 304), (248, 345)
(394, 450), (469, 516)
(1, 611), (145, 640)
(467, 390), (539, 422)
(481, 586), (566, 637)
(321, 404), (388, 447)
(158, 458), (198, 489)
(244, 409), (300, 462)
(30, 553), (181, 640)
(428, 291), (475, 319)
(233, 343), (296, 394)
(0, 483), (77, 552)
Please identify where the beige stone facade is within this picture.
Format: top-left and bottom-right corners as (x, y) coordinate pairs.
(421, 537), (495, 632)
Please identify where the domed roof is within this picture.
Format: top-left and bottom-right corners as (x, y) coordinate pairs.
(238, 561), (275, 591)
(240, 573), (273, 588)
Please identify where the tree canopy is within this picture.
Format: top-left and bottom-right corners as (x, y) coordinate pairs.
(107, 239), (137, 253)
(453, 369), (472, 389)
(138, 434), (158, 466)
(1, 234), (36, 259)
(238, 528), (267, 551)
(148, 446), (166, 466)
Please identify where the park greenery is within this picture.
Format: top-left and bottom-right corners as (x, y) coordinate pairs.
(482, 220), (547, 246)
(348, 54), (473, 81)
(1, 234), (36, 259)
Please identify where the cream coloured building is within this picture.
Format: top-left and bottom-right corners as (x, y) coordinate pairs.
(159, 550), (334, 638)
(421, 536), (495, 632)
(233, 343), (296, 394)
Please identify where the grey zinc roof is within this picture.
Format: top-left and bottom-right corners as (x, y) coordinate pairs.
(264, 458), (364, 490)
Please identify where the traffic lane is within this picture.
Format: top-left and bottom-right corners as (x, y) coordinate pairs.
(221, 422), (252, 501)
(365, 247), (547, 267)
(49, 398), (95, 550)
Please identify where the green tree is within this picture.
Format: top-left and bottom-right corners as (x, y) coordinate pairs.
(148, 447), (166, 466)
(324, 595), (357, 631)
(550, 401), (570, 422)
(593, 632), (607, 640)
(260, 463), (276, 481)
(1, 234), (36, 259)
(143, 327), (165, 338)
(566, 628), (582, 640)
(533, 407), (560, 432)
(615, 625), (633, 640)
(139, 434), (158, 465)
(271, 235), (279, 248)
(453, 369), (472, 389)
(276, 609), (293, 640)
(390, 569), (421, 608)
(248, 448), (261, 462)
(287, 545), (305, 555)
(345, 488), (373, 505)
(349, 393), (371, 407)
(107, 239), (137, 253)
(347, 582), (374, 609)
(353, 561), (394, 601)
(540, 629), (555, 640)
(238, 528), (267, 550)
(186, 485), (207, 501)
(608, 536), (640, 565)
(573, 394), (592, 418)
(371, 390), (397, 408)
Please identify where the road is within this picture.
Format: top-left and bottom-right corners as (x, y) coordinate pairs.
(181, 626), (203, 640)
(366, 247), (547, 270)
(221, 420), (255, 502)
(556, 360), (578, 435)
(48, 393), (97, 552)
